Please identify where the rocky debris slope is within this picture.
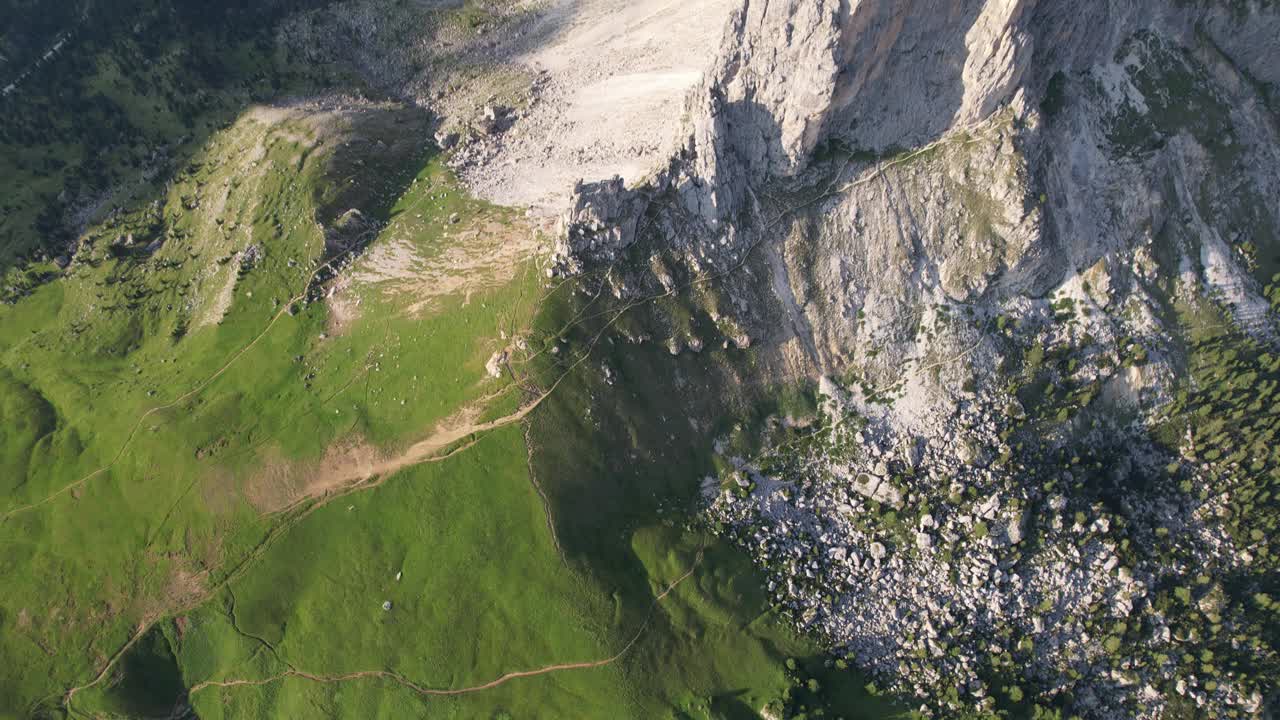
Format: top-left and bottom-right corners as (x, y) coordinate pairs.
(553, 0), (1280, 717)
(456, 0), (740, 209)
(707, 368), (1266, 718)
(553, 177), (649, 274)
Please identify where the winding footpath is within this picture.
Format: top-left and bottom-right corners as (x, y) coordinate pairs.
(184, 546), (702, 702)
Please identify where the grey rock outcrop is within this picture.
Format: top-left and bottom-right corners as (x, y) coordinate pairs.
(676, 0), (1039, 227)
(551, 176), (655, 273)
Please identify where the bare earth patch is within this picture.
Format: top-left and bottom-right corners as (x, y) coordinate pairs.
(326, 209), (548, 332)
(245, 437), (385, 513)
(245, 383), (545, 515)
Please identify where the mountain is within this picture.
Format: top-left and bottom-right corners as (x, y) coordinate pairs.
(557, 0), (1280, 716)
(1, 0), (1278, 718)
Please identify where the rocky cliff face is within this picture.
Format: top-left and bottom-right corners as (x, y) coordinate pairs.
(557, 0), (1280, 717)
(563, 0), (1280, 401)
(676, 0), (1039, 227)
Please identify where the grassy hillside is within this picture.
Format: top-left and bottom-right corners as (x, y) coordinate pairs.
(0, 85), (905, 719)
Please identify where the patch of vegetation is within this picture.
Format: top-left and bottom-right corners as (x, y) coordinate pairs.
(1104, 31), (1236, 162)
(1040, 71), (1068, 120)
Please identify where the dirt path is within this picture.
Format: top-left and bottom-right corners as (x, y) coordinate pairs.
(523, 422), (565, 559)
(261, 388), (547, 515)
(262, 278), (628, 514)
(185, 546), (702, 702)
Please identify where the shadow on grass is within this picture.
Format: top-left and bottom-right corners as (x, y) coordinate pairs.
(0, 0), (347, 282)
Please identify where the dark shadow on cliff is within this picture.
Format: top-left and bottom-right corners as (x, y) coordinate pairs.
(525, 97), (900, 715)
(527, 98), (789, 575)
(819, 0), (999, 154)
